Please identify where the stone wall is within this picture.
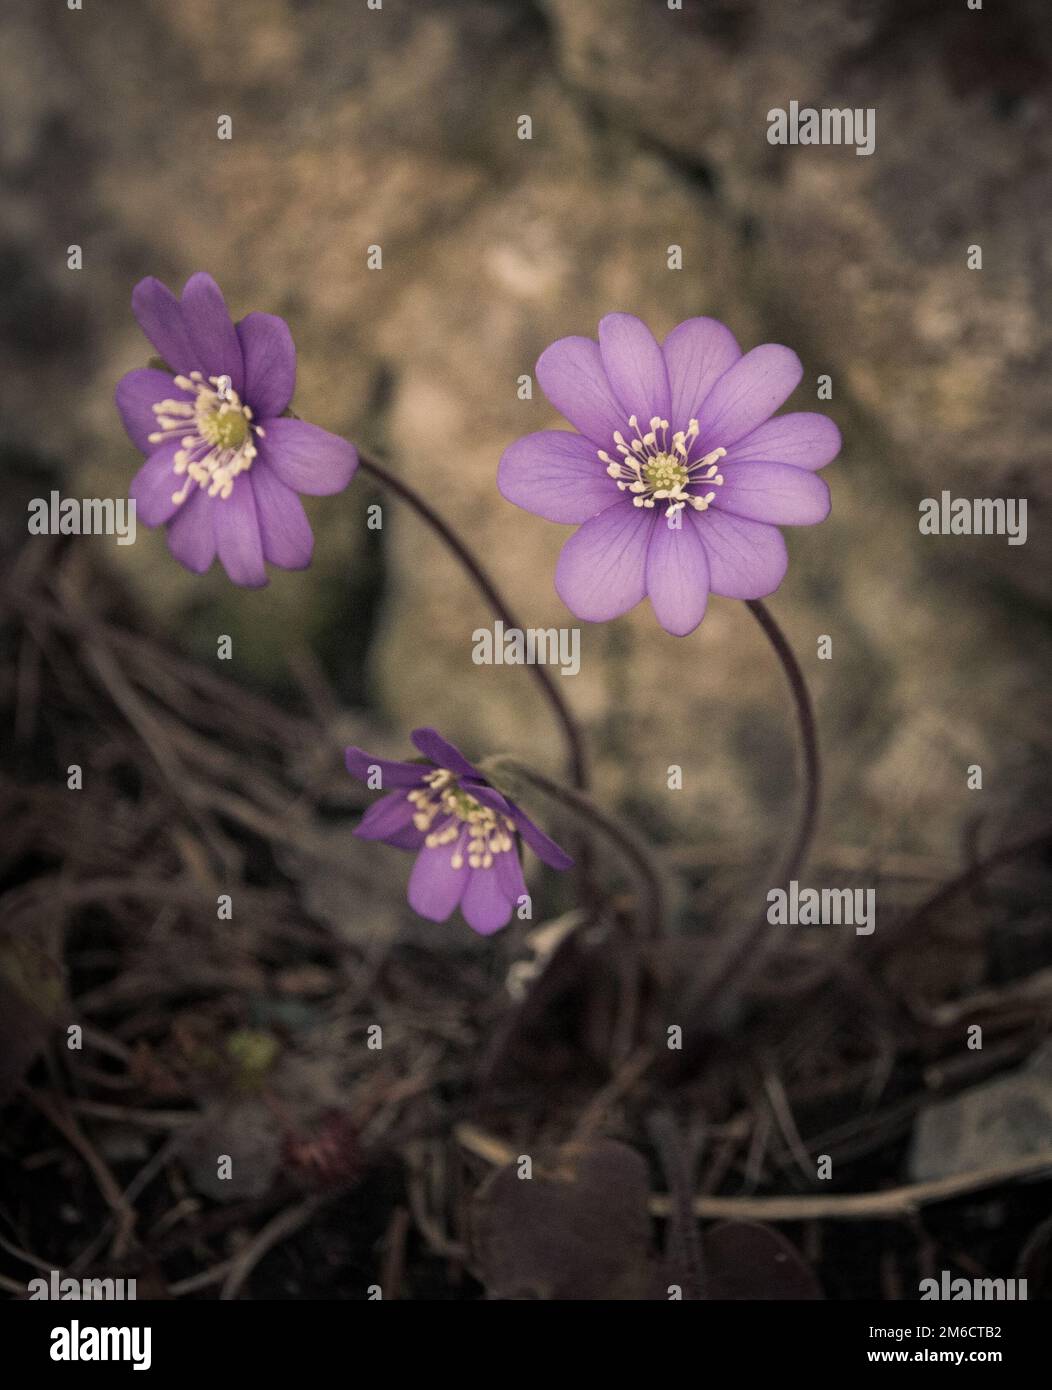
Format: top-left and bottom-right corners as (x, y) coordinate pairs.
(2, 0), (1048, 866)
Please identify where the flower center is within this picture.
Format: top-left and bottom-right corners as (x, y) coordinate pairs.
(598, 415), (726, 518)
(408, 768), (515, 870)
(148, 372), (265, 505)
(201, 403), (249, 450)
(643, 454), (688, 492)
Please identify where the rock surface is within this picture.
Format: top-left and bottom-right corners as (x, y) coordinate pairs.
(1, 0), (1048, 881)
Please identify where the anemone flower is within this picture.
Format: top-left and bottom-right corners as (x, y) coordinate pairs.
(116, 272), (357, 586)
(498, 313), (839, 635)
(345, 727), (571, 936)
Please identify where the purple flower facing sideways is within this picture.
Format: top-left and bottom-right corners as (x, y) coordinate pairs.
(116, 273), (357, 587)
(345, 728), (572, 936)
(498, 314), (840, 636)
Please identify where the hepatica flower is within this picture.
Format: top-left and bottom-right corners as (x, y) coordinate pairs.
(498, 314), (839, 635)
(116, 273), (357, 586)
(345, 728), (572, 935)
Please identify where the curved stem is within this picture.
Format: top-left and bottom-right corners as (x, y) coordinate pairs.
(745, 598), (820, 886)
(356, 452), (589, 794)
(484, 756), (666, 943)
(694, 599), (821, 1011)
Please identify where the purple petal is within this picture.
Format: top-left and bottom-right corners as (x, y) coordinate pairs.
(494, 846), (527, 903)
(383, 824), (427, 851)
(250, 461), (314, 570)
(408, 835), (469, 921)
(463, 783), (515, 819)
(662, 317), (741, 427)
(555, 502), (654, 622)
(213, 480), (267, 588)
(460, 868), (514, 935)
(535, 336), (628, 447)
(179, 273), (244, 394)
(354, 791), (416, 842)
(166, 486), (216, 575)
(470, 785), (568, 869)
(345, 746), (426, 788)
(722, 412), (841, 472)
(131, 277), (196, 376)
(129, 440), (182, 527)
(237, 312), (296, 419)
(697, 345), (803, 449)
(645, 513), (711, 636)
(506, 800), (573, 871)
(696, 509), (788, 599)
(410, 728), (478, 779)
(716, 462), (830, 526)
(257, 418), (358, 496)
(597, 313), (671, 424)
(498, 431), (616, 523)
(116, 368), (188, 454)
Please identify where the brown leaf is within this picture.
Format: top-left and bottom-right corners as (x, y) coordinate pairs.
(472, 1139), (654, 1299)
(703, 1221), (823, 1300)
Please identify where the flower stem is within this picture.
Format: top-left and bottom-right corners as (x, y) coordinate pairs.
(355, 452), (589, 795)
(745, 598), (820, 886)
(694, 598), (821, 1012)
(481, 756), (666, 943)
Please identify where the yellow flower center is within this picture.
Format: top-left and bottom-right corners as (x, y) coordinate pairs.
(148, 372), (264, 505)
(643, 454), (688, 492)
(408, 768), (515, 870)
(200, 402), (249, 450)
(597, 415), (726, 518)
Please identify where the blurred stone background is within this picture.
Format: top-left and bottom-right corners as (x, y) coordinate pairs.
(1, 0), (1049, 873)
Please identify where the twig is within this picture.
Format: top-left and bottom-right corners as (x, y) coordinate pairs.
(454, 1124), (1052, 1222)
(891, 829), (1052, 943)
(24, 1089), (137, 1257)
(219, 1194), (332, 1300)
(68, 1100), (196, 1130)
(379, 1206), (412, 1301)
(647, 1112), (705, 1299)
(168, 1259), (238, 1298)
(0, 1233), (53, 1274)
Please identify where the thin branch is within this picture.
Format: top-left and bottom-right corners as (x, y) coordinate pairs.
(219, 1194), (333, 1301)
(454, 1124), (1052, 1223)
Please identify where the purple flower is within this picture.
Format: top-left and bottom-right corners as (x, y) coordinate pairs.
(498, 314), (839, 636)
(116, 273), (357, 587)
(345, 727), (572, 936)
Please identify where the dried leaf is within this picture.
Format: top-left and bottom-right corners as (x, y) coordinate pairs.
(472, 1139), (654, 1299)
(704, 1221), (823, 1300)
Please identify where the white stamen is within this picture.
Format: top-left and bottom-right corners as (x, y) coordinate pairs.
(149, 373), (262, 508)
(597, 415), (727, 519)
(408, 768), (517, 872)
